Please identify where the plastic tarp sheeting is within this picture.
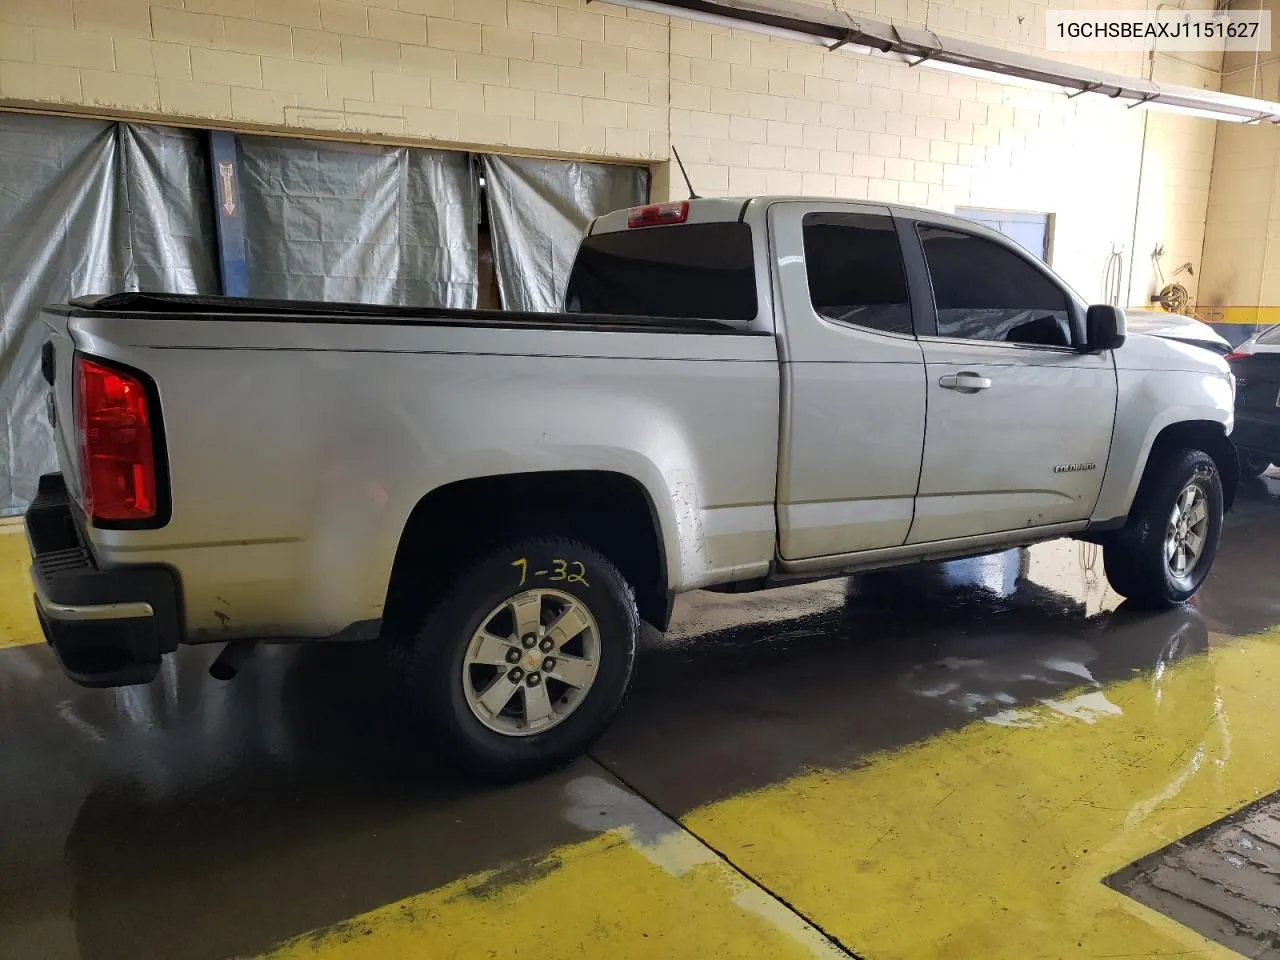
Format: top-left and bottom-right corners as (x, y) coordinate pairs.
(0, 115), (216, 516)
(119, 125), (221, 295)
(238, 137), (479, 308)
(483, 155), (649, 312)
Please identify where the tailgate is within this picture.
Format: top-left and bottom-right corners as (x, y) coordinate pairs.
(1234, 353), (1280, 412)
(38, 307), (83, 507)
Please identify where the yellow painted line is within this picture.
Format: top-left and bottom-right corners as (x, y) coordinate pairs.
(258, 630), (1280, 960)
(687, 630), (1280, 959)
(259, 776), (846, 960)
(0, 524), (41, 650)
(1197, 305), (1280, 326)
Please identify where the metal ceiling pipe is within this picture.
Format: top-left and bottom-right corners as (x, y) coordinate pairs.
(599, 0), (1280, 123)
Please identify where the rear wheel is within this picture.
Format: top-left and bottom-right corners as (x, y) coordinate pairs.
(1103, 448), (1223, 609)
(391, 536), (638, 781)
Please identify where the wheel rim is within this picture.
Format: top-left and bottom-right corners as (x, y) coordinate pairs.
(1166, 480), (1210, 579)
(461, 588), (601, 737)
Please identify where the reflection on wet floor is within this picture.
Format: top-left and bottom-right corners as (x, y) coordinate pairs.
(2, 476), (1280, 959)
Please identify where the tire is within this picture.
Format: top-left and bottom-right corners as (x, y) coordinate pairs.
(1103, 447), (1223, 610)
(1239, 450), (1272, 478)
(391, 536), (638, 781)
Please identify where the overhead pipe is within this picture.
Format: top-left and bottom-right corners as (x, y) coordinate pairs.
(597, 0), (1280, 124)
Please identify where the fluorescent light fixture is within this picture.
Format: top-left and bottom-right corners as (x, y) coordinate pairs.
(611, 0), (831, 47)
(911, 58), (1075, 95)
(598, 0), (1280, 126)
(607, 0), (902, 57)
(1129, 99), (1270, 123)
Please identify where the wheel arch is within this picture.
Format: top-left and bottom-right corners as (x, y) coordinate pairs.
(382, 470), (672, 635)
(1145, 420), (1238, 512)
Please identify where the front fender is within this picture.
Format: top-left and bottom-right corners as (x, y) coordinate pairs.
(1092, 367), (1234, 522)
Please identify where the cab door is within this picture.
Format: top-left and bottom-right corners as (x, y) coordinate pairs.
(905, 219), (1117, 544)
(770, 201), (928, 559)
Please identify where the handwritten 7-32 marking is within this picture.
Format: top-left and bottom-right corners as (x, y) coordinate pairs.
(511, 558), (589, 588)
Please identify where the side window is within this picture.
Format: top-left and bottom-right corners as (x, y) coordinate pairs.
(801, 212), (912, 335)
(918, 226), (1072, 347)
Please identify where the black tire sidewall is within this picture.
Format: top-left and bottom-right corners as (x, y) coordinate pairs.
(410, 537), (638, 778)
(1125, 449), (1224, 605)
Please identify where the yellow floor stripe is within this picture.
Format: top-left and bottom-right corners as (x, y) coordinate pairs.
(686, 630), (1280, 959)
(0, 525), (41, 650)
(259, 631), (1280, 960)
(261, 785), (845, 960)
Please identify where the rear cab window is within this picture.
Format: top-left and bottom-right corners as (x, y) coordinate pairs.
(564, 221), (757, 322)
(801, 212), (912, 335)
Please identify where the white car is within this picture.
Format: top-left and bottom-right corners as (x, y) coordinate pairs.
(26, 197), (1237, 778)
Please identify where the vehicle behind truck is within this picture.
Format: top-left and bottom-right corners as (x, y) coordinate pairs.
(26, 196), (1237, 779)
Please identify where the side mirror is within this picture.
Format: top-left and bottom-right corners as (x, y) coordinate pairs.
(1083, 304), (1126, 353)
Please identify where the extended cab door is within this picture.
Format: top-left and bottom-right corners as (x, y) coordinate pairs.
(771, 201), (928, 559)
(903, 218), (1118, 544)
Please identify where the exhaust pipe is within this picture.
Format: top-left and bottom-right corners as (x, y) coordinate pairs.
(209, 640), (256, 681)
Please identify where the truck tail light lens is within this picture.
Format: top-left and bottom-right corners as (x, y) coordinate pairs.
(75, 356), (158, 523)
(627, 201), (689, 228)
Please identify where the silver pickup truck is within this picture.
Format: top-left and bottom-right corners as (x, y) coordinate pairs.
(26, 196), (1236, 779)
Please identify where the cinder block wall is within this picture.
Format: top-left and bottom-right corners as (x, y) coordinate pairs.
(1199, 0), (1280, 327)
(0, 0), (1240, 306)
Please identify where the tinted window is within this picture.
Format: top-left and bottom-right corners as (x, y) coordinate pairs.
(564, 222), (756, 321)
(919, 226), (1072, 347)
(802, 213), (911, 335)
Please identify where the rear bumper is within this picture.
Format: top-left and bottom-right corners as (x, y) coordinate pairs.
(1232, 411), (1280, 456)
(25, 473), (182, 687)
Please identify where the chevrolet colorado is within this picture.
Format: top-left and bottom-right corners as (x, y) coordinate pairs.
(26, 197), (1237, 778)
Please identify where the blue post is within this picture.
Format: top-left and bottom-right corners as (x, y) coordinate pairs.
(208, 131), (249, 297)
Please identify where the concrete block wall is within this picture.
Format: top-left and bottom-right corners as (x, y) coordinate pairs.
(0, 0), (1243, 305)
(1199, 0), (1280, 327)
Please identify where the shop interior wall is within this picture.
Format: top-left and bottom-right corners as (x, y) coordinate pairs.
(0, 0), (1238, 311)
(1199, 0), (1280, 337)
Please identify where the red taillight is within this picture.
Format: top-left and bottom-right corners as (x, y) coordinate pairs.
(75, 356), (157, 523)
(627, 201), (689, 228)
(1225, 351), (1249, 361)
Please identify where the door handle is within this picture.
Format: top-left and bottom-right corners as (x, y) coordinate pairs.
(939, 372), (992, 393)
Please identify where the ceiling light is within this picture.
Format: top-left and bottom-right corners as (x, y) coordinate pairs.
(1127, 99), (1270, 123)
(597, 0), (1280, 127)
(911, 58), (1076, 94)
(607, 0), (831, 47)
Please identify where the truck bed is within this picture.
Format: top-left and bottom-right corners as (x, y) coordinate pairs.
(41, 290), (782, 643)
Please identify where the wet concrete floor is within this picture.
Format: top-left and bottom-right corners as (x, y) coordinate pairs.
(4, 477), (1280, 959)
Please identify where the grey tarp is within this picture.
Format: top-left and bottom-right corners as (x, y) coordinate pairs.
(0, 115), (216, 516)
(238, 137), (479, 307)
(482, 155), (649, 312)
(119, 124), (220, 295)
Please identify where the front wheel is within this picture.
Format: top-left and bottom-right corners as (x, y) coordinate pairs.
(1103, 448), (1223, 609)
(391, 536), (638, 781)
